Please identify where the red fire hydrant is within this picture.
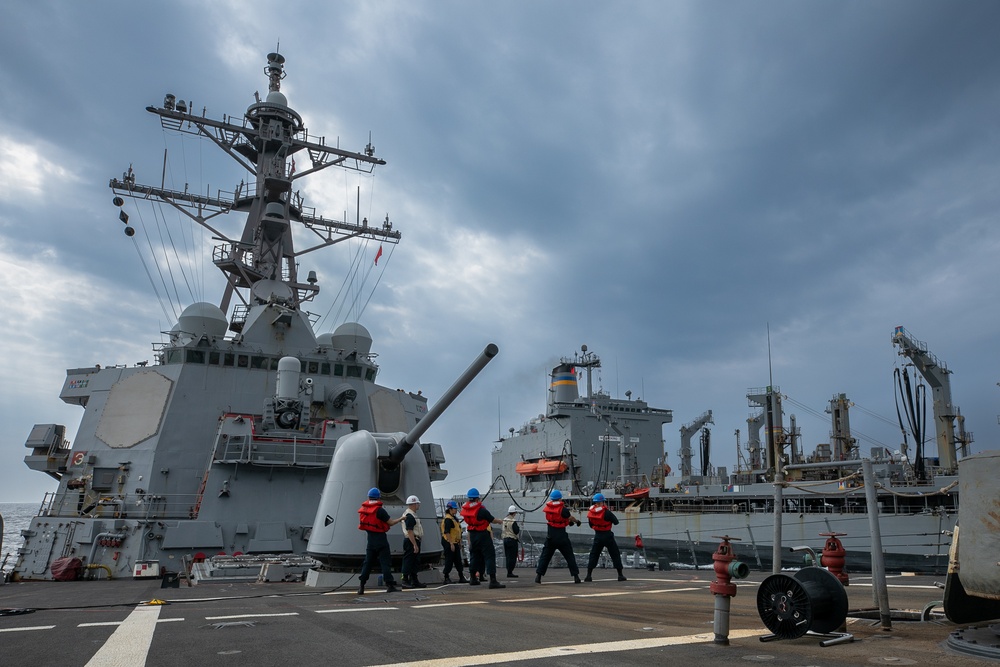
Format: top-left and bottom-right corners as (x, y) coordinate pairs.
(820, 532), (849, 586)
(710, 535), (749, 645)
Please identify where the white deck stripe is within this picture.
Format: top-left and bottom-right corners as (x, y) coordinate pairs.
(78, 618), (185, 627)
(370, 628), (764, 667)
(315, 607), (399, 614)
(84, 604), (162, 667)
(0, 625), (56, 633)
(497, 596), (565, 603)
(204, 612), (300, 620)
(572, 586), (703, 598)
(412, 601), (488, 609)
(641, 586), (704, 594)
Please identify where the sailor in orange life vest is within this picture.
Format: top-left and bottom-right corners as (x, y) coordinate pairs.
(401, 495), (427, 588)
(460, 488), (506, 589)
(534, 489), (583, 584)
(584, 493), (627, 582)
(357, 487), (406, 595)
(440, 500), (468, 584)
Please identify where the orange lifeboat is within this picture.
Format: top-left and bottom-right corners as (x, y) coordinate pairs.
(624, 487), (650, 500)
(535, 459), (568, 474)
(515, 461), (540, 476)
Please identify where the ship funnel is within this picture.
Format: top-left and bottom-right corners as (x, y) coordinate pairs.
(387, 343), (499, 465)
(549, 363), (579, 411)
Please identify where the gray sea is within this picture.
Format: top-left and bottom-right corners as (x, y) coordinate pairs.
(1, 502), (37, 577)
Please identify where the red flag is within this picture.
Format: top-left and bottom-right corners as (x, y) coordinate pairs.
(374, 244), (383, 266)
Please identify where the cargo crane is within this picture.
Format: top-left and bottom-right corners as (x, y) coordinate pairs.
(679, 409), (713, 481)
(892, 326), (972, 473)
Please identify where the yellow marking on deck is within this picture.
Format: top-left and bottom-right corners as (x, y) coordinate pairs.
(371, 629), (764, 666)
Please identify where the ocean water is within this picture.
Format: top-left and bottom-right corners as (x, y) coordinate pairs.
(1, 502), (37, 576)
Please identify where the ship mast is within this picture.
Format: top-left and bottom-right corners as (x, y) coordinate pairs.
(110, 53), (400, 331)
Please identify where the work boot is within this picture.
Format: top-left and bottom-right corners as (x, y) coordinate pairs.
(458, 573), (469, 583)
(488, 577), (506, 589)
(412, 576), (427, 589)
(573, 575), (582, 584)
(386, 583), (400, 593)
(469, 575), (481, 586)
(357, 584), (365, 595)
(507, 571), (519, 578)
(617, 571), (627, 581)
(534, 574), (542, 584)
(443, 575), (453, 584)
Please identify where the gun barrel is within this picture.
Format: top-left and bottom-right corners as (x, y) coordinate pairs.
(388, 343), (499, 464)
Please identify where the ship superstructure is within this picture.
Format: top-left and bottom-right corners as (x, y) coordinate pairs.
(16, 53), (443, 580)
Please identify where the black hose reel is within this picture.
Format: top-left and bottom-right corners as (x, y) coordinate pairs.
(757, 567), (853, 646)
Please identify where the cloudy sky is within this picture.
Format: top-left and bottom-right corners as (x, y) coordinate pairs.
(1, 1), (998, 503)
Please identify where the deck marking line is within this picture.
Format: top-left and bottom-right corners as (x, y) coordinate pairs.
(641, 587), (704, 594)
(497, 596), (566, 603)
(413, 601), (489, 609)
(84, 603), (161, 667)
(0, 625), (57, 633)
(315, 607), (399, 614)
(370, 628), (764, 666)
(205, 612), (300, 620)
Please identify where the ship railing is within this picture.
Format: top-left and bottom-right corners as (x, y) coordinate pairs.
(38, 490), (210, 521)
(213, 436), (337, 467)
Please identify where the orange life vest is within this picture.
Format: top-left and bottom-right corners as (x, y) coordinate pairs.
(462, 501), (489, 531)
(544, 501), (570, 529)
(358, 500), (390, 533)
(587, 505), (613, 531)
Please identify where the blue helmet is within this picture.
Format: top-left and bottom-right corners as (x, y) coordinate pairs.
(368, 487), (380, 499)
(467, 487), (480, 499)
(446, 500), (459, 510)
(550, 489), (562, 501)
(593, 493), (605, 503)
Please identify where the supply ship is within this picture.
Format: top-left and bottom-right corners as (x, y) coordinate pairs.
(486, 328), (968, 574)
(13, 52), (458, 581)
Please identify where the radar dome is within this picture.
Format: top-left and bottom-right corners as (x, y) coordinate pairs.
(330, 322), (372, 357)
(177, 302), (228, 338)
(316, 333), (335, 347)
(266, 90), (288, 106)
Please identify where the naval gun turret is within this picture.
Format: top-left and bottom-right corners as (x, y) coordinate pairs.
(307, 343), (499, 567)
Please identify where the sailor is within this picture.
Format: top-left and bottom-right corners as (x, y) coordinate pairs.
(460, 488), (506, 589)
(440, 500), (468, 584)
(357, 487), (404, 595)
(401, 495), (427, 588)
(584, 493), (626, 582)
(501, 505), (521, 577)
(534, 489), (583, 584)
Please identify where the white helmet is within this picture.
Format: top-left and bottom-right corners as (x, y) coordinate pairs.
(508, 505), (518, 514)
(405, 495), (421, 504)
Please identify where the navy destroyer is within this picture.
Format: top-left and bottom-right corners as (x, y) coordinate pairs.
(486, 329), (966, 574)
(13, 52), (493, 582)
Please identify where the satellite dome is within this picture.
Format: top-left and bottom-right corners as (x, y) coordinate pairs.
(316, 333), (335, 347)
(177, 302), (228, 338)
(266, 90), (288, 107)
(330, 322), (372, 356)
